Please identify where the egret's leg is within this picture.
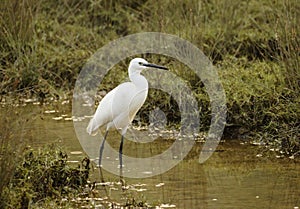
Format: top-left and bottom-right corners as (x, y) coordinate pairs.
(119, 135), (125, 183)
(99, 130), (108, 167)
(119, 135), (124, 168)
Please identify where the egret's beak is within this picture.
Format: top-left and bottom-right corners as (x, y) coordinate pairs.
(142, 63), (168, 70)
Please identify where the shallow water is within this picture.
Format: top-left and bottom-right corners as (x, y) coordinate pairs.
(3, 104), (300, 208)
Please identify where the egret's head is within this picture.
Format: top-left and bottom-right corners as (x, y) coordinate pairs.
(129, 58), (149, 73)
(128, 58), (168, 75)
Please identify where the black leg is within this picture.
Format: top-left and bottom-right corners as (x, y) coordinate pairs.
(119, 135), (124, 185)
(99, 130), (108, 167)
(119, 135), (124, 168)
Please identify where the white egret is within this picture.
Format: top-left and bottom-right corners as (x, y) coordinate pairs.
(86, 58), (168, 168)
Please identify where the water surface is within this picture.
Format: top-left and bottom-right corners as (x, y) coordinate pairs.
(4, 104), (300, 208)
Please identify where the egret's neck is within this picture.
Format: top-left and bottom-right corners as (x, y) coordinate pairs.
(129, 71), (148, 89)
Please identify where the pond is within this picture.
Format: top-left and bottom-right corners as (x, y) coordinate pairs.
(5, 103), (300, 208)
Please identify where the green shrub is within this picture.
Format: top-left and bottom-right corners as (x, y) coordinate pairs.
(0, 106), (32, 208)
(1, 145), (90, 208)
(0, 0), (299, 155)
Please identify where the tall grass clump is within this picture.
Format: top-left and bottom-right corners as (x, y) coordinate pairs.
(0, 0), (299, 155)
(137, 0), (299, 154)
(0, 0), (96, 98)
(265, 0), (299, 154)
(0, 0), (39, 95)
(273, 1), (300, 93)
(0, 106), (32, 208)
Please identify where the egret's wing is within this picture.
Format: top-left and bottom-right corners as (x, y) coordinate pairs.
(86, 81), (148, 135)
(86, 88), (116, 135)
(111, 82), (135, 117)
(111, 82), (148, 126)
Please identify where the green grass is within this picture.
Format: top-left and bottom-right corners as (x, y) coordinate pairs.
(0, 0), (299, 156)
(1, 144), (90, 208)
(0, 142), (152, 208)
(0, 107), (33, 208)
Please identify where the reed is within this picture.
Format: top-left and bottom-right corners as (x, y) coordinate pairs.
(0, 107), (32, 207)
(0, 0), (299, 156)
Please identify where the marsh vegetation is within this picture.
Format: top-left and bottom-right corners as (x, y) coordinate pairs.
(0, 0), (299, 208)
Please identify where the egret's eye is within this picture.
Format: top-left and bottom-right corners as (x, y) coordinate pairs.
(138, 62), (143, 65)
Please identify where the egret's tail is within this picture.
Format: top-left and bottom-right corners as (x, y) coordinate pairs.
(86, 118), (99, 136)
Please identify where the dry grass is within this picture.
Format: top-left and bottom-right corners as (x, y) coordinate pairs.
(0, 106), (33, 206)
(0, 0), (299, 154)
